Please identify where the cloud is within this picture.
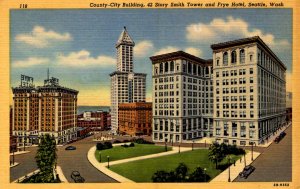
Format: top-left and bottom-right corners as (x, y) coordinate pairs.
(134, 40), (154, 57)
(154, 46), (203, 57)
(186, 16), (289, 49)
(57, 50), (115, 67)
(13, 57), (49, 68)
(154, 46), (179, 55)
(185, 47), (203, 57)
(15, 25), (72, 48)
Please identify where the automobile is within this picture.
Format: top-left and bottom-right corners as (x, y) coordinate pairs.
(280, 131), (286, 138)
(71, 171), (85, 183)
(65, 146), (76, 150)
(239, 165), (255, 178)
(274, 136), (281, 143)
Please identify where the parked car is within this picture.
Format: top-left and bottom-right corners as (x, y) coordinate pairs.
(239, 165), (255, 178)
(274, 136), (281, 143)
(280, 131), (286, 138)
(65, 146), (76, 150)
(71, 171), (85, 183)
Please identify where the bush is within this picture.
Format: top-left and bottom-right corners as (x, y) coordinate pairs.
(133, 138), (154, 144)
(114, 140), (122, 144)
(96, 142), (113, 150)
(129, 142), (135, 147)
(152, 163), (209, 182)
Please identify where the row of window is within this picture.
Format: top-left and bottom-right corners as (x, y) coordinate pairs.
(216, 68), (253, 77)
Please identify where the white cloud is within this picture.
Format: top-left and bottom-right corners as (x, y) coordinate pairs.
(186, 16), (289, 49)
(13, 57), (49, 68)
(15, 25), (72, 48)
(134, 40), (154, 57)
(154, 46), (202, 57)
(154, 46), (180, 55)
(57, 50), (115, 67)
(185, 47), (203, 57)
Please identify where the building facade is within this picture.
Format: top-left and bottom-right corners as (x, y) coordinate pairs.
(118, 102), (152, 136)
(211, 36), (286, 145)
(110, 27), (146, 134)
(77, 110), (110, 130)
(150, 51), (213, 143)
(12, 75), (78, 146)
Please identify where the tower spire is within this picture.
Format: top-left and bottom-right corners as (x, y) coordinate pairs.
(47, 68), (50, 80)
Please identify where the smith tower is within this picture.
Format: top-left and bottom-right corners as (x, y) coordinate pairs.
(110, 27), (146, 134)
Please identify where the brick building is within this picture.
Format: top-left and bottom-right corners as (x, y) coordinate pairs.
(118, 102), (152, 136)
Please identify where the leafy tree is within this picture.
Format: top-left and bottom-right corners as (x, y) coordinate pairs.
(175, 163), (188, 182)
(35, 134), (57, 183)
(188, 167), (209, 182)
(208, 142), (226, 169)
(152, 170), (170, 182)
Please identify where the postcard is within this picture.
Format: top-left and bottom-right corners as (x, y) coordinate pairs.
(0, 0), (299, 189)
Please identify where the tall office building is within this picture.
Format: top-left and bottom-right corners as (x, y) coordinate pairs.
(110, 27), (146, 134)
(150, 51), (213, 143)
(211, 36), (286, 145)
(12, 74), (78, 146)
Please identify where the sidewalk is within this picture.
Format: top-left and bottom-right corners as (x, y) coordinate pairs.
(210, 151), (260, 182)
(87, 145), (192, 182)
(258, 122), (291, 147)
(10, 162), (19, 168)
(10, 151), (30, 156)
(56, 166), (68, 183)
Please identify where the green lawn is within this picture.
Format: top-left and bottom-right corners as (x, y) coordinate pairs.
(109, 149), (242, 182)
(95, 144), (172, 163)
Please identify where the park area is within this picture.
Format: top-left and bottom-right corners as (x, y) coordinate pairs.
(109, 149), (242, 182)
(95, 143), (172, 163)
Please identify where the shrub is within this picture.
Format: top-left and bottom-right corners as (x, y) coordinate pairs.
(96, 142), (113, 150)
(121, 144), (129, 147)
(114, 140), (122, 144)
(133, 138), (154, 144)
(129, 142), (135, 147)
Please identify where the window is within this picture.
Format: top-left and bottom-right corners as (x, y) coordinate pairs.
(188, 62), (192, 73)
(231, 50), (237, 63)
(240, 49), (245, 63)
(216, 80), (219, 86)
(250, 77), (253, 83)
(216, 72), (219, 77)
(250, 86), (254, 93)
(170, 61), (174, 72)
(223, 52), (228, 65)
(159, 63), (163, 73)
(216, 59), (220, 66)
(250, 68), (253, 74)
(165, 62), (169, 72)
(250, 54), (253, 62)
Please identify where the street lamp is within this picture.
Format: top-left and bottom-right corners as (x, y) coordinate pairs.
(23, 133), (26, 151)
(204, 168), (207, 182)
(12, 148), (15, 165)
(99, 151), (102, 163)
(244, 152), (246, 167)
(178, 144), (181, 153)
(228, 156), (231, 182)
(165, 139), (167, 152)
(192, 140), (194, 151)
(107, 156), (110, 168)
(251, 142), (254, 161)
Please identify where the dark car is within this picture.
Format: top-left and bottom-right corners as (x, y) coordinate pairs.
(71, 171), (85, 183)
(274, 136), (281, 143)
(280, 131), (286, 138)
(239, 165), (255, 178)
(65, 146), (76, 150)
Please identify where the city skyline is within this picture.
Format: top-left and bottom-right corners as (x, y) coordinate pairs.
(10, 9), (292, 106)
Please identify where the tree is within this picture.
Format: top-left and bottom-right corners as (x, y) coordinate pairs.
(208, 142), (226, 169)
(152, 170), (170, 182)
(175, 163), (188, 182)
(35, 134), (57, 183)
(188, 167), (209, 182)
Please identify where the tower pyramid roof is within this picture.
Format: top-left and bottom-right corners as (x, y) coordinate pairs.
(116, 26), (135, 47)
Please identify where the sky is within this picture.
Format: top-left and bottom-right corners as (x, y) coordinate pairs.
(10, 9), (292, 106)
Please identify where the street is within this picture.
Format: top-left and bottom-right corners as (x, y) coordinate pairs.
(234, 125), (292, 182)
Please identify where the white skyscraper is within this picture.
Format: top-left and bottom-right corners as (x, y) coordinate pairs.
(110, 27), (146, 134)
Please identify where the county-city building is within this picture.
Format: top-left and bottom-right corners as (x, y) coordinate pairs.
(211, 36), (286, 145)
